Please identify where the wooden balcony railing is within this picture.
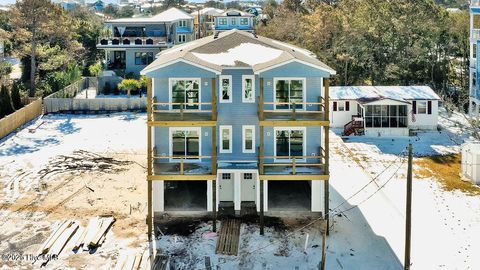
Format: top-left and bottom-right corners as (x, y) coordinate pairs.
(258, 95), (326, 121)
(258, 147), (326, 175)
(97, 36), (169, 46)
(151, 146), (215, 175)
(150, 99), (217, 121)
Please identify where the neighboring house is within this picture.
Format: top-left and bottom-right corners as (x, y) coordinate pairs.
(245, 6), (263, 17)
(0, 39), (4, 58)
(141, 29), (335, 236)
(213, 9), (255, 33)
(96, 7), (194, 75)
(470, 2), (480, 115)
(59, 0), (79, 10)
(191, 7), (224, 38)
(330, 86), (440, 136)
(91, 0), (104, 11)
(461, 142), (480, 185)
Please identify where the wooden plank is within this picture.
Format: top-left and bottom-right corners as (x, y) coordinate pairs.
(148, 175), (217, 181)
(132, 253), (142, 270)
(259, 174), (329, 181)
(259, 120), (329, 127)
(37, 220), (70, 255)
(123, 254), (136, 270)
(46, 221), (79, 261)
(82, 217), (101, 251)
(148, 121), (217, 127)
(88, 216), (115, 249)
(72, 226), (86, 251)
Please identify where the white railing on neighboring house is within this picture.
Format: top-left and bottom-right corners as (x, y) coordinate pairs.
(97, 36), (169, 46)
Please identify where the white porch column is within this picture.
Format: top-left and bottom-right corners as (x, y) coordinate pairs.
(263, 180), (268, 212)
(234, 171), (241, 211)
(311, 180), (324, 213)
(256, 173), (261, 212)
(207, 180), (213, 211)
(152, 181), (164, 212)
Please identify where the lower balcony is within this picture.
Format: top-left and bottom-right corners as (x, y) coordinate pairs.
(149, 151), (216, 180)
(258, 152), (328, 180)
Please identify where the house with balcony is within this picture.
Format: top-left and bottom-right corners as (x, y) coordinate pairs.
(96, 7), (194, 75)
(470, 1), (480, 115)
(213, 9), (255, 34)
(141, 29), (335, 238)
(191, 7), (224, 38)
(330, 86), (440, 136)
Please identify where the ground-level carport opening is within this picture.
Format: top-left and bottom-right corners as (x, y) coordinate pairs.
(268, 180), (311, 211)
(164, 181), (207, 211)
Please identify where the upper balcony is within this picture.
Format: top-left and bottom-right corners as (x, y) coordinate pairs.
(258, 146), (328, 180)
(258, 95), (328, 126)
(97, 36), (171, 48)
(149, 98), (217, 126)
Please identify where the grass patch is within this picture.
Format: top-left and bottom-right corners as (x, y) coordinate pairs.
(415, 154), (480, 195)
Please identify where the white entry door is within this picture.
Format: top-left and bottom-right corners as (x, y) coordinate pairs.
(219, 173), (234, 202)
(241, 172), (256, 201)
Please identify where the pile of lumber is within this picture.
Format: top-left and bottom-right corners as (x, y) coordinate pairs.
(114, 250), (150, 270)
(75, 215), (116, 251)
(36, 220), (80, 266)
(37, 216), (115, 266)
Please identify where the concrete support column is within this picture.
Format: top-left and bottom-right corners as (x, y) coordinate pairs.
(207, 180), (213, 211)
(263, 180), (268, 212)
(311, 180), (324, 213)
(256, 173), (261, 212)
(234, 171), (242, 211)
(152, 181), (164, 212)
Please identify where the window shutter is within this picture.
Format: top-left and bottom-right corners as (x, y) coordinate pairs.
(333, 102), (337, 111)
(346, 101), (350, 111)
(427, 101), (432, 115)
(412, 101), (417, 114)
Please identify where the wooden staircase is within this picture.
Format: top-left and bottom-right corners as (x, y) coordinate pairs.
(343, 118), (364, 136)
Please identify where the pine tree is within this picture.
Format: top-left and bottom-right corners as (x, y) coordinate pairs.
(10, 82), (23, 110)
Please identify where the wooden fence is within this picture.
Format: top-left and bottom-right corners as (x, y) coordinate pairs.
(0, 98), (43, 140)
(44, 97), (147, 113)
(44, 76), (147, 113)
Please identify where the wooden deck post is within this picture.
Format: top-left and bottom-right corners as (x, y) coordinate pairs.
(259, 78), (264, 120)
(259, 125), (265, 235)
(147, 78), (153, 242)
(212, 125), (217, 232)
(212, 78), (217, 121)
(323, 78), (330, 235)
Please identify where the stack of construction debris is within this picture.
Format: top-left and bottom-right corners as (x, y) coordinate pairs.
(37, 216), (115, 266)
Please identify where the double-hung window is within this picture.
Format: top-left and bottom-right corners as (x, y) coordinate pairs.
(219, 75), (232, 103)
(218, 18), (227, 25)
(274, 127), (305, 161)
(170, 79), (200, 110)
(274, 78), (305, 110)
(170, 128), (200, 161)
(242, 125), (255, 153)
(417, 101), (427, 114)
(219, 126), (232, 153)
(240, 18), (249, 25)
(178, 20), (187, 27)
(242, 75), (255, 103)
(178, 34), (186, 43)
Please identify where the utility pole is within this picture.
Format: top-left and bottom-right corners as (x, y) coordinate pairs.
(319, 225), (327, 270)
(404, 143), (413, 270)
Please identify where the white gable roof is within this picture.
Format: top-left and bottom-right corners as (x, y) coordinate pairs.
(107, 7), (192, 23)
(330, 86), (440, 102)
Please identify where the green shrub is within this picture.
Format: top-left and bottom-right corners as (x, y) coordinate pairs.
(88, 62), (103, 77)
(0, 84), (14, 118)
(10, 82), (23, 110)
(118, 79), (141, 96)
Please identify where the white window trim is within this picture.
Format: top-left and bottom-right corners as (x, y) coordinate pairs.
(177, 34), (186, 43)
(168, 78), (201, 110)
(179, 20), (187, 27)
(168, 127), (202, 162)
(240, 18), (249, 25)
(338, 101), (345, 111)
(231, 18), (237, 25)
(219, 75), (232, 103)
(219, 125), (233, 154)
(273, 127), (307, 162)
(242, 75), (255, 103)
(273, 77), (307, 111)
(242, 125), (256, 153)
(417, 101), (428, 114)
(218, 18), (227, 25)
